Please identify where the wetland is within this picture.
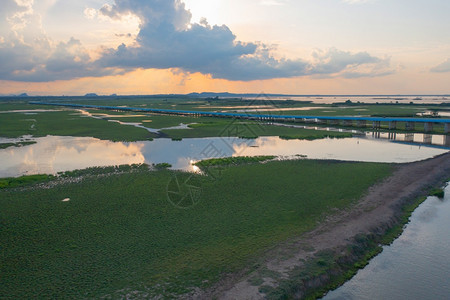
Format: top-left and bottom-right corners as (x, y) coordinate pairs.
(1, 96), (449, 299)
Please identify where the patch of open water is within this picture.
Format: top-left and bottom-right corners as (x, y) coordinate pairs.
(322, 183), (450, 300)
(0, 132), (448, 178)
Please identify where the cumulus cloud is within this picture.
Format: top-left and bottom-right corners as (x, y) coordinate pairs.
(83, 7), (98, 20)
(0, 35), (117, 81)
(96, 0), (392, 81)
(309, 48), (393, 78)
(430, 58), (450, 73)
(0, 0), (394, 82)
(260, 0), (288, 6)
(0, 0), (119, 81)
(342, 0), (372, 4)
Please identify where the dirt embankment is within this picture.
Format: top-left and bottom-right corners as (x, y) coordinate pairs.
(195, 152), (450, 300)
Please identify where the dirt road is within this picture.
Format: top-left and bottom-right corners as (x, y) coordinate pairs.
(196, 152), (450, 299)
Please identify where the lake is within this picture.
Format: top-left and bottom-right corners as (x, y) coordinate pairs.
(0, 131), (448, 177)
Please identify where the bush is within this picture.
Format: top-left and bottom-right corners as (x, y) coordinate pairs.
(154, 163), (172, 170)
(430, 188), (445, 198)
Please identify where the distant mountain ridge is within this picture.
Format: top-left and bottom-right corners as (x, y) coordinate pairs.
(1, 93), (449, 98)
(187, 92), (299, 98)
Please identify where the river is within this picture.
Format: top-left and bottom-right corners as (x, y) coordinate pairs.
(323, 182), (450, 300)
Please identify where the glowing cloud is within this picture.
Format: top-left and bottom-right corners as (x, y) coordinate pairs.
(96, 0), (392, 81)
(430, 58), (450, 73)
(0, 0), (394, 82)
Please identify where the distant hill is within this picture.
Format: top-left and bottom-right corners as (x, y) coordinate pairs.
(187, 92), (298, 98)
(0, 93), (29, 97)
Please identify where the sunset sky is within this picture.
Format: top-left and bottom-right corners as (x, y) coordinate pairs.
(1, 0), (449, 95)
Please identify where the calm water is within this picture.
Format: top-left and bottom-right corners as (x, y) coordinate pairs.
(323, 183), (450, 300)
(243, 95), (450, 105)
(0, 132), (448, 177)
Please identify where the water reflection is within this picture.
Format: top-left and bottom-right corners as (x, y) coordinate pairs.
(243, 96), (449, 104)
(0, 136), (144, 177)
(369, 131), (450, 148)
(323, 183), (450, 300)
(1, 132), (449, 178)
(234, 135), (447, 163)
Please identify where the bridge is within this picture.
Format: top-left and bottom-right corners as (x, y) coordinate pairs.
(30, 101), (450, 133)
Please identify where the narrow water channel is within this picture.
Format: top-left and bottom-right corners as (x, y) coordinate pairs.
(323, 182), (450, 300)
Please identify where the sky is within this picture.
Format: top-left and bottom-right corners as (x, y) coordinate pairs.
(0, 0), (449, 95)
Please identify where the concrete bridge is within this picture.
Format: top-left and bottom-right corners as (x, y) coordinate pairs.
(370, 131), (450, 148)
(30, 101), (450, 133)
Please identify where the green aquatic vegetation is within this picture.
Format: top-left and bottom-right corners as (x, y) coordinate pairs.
(261, 183), (449, 299)
(0, 110), (157, 141)
(429, 188), (445, 198)
(3, 98), (444, 142)
(0, 141), (36, 149)
(195, 156), (276, 167)
(0, 174), (55, 189)
(0, 160), (392, 298)
(162, 122), (354, 140)
(154, 162), (172, 169)
(58, 164), (149, 178)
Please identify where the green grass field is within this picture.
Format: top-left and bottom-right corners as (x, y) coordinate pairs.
(0, 110), (157, 141)
(1, 97), (447, 141)
(161, 121), (354, 139)
(0, 160), (393, 298)
(0, 101), (354, 141)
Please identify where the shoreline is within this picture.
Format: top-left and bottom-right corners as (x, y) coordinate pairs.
(195, 152), (450, 299)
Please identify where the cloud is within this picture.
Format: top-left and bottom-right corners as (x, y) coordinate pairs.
(430, 58), (450, 73)
(0, 0), (119, 81)
(342, 0), (372, 4)
(260, 0), (288, 6)
(0, 0), (394, 82)
(83, 7), (97, 20)
(0, 35), (117, 81)
(309, 48), (393, 78)
(96, 0), (392, 81)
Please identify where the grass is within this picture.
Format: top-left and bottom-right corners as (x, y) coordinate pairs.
(87, 111), (208, 129)
(429, 188), (445, 198)
(0, 141), (36, 149)
(259, 182), (449, 300)
(57, 164), (149, 178)
(162, 121), (354, 140)
(0, 110), (157, 141)
(0, 160), (393, 298)
(0, 101), (352, 141)
(274, 104), (426, 117)
(153, 162), (172, 169)
(0, 174), (55, 189)
(2, 98), (446, 141)
(259, 233), (385, 300)
(195, 156), (276, 167)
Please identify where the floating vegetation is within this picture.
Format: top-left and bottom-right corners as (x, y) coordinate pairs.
(195, 156), (276, 168)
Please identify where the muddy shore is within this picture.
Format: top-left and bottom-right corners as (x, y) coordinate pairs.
(194, 152), (450, 299)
